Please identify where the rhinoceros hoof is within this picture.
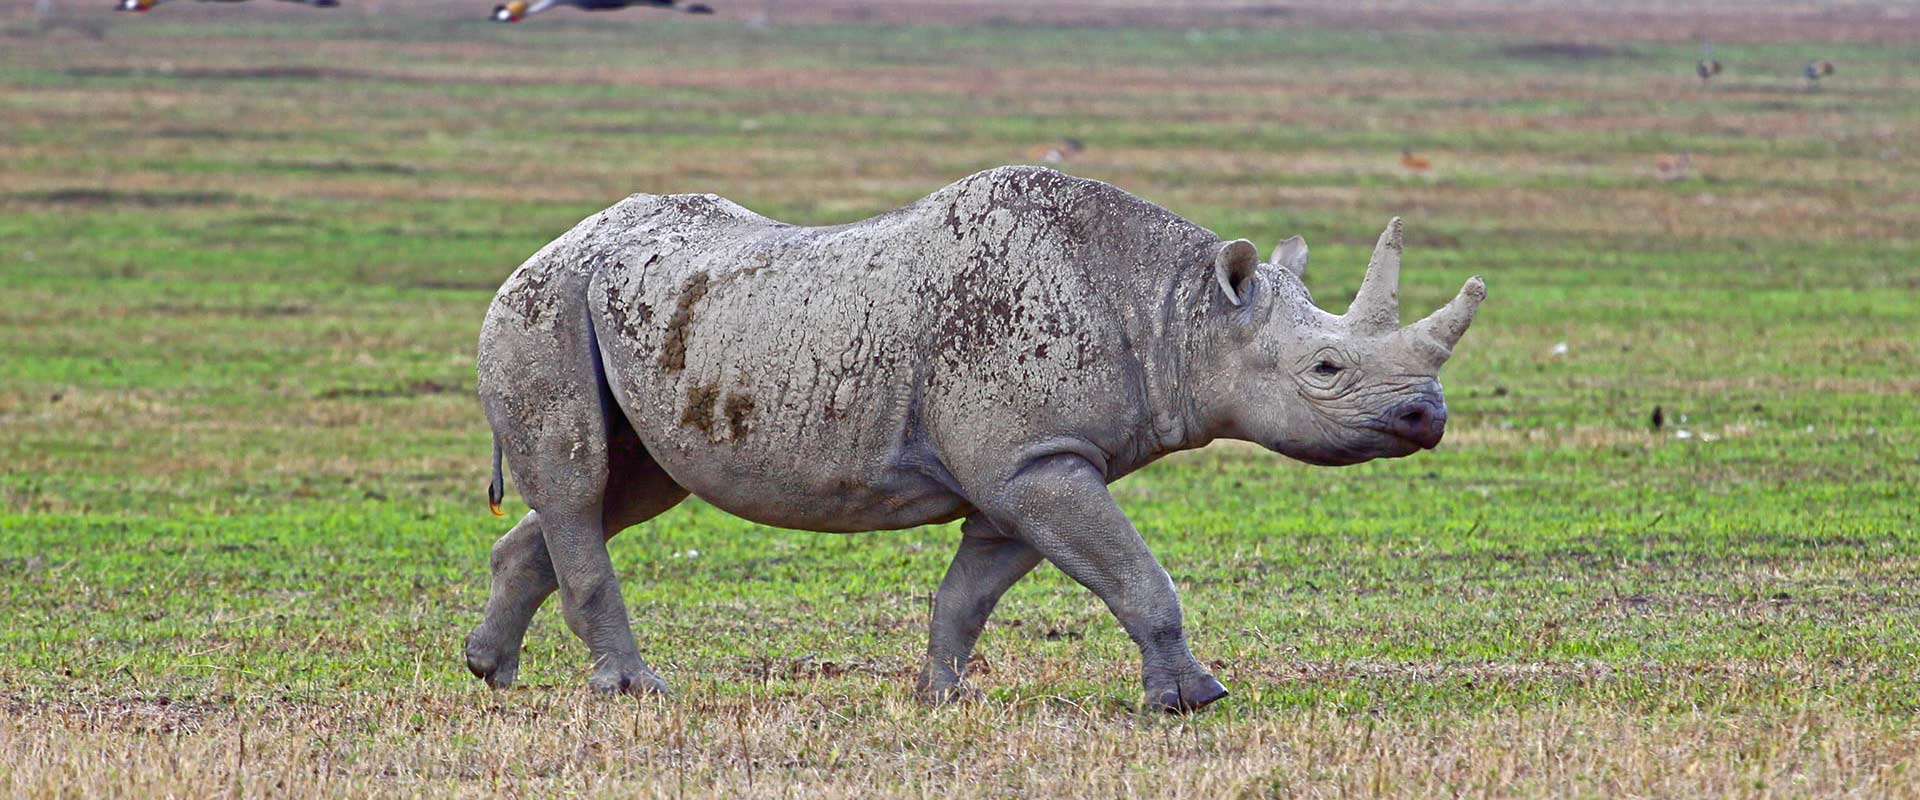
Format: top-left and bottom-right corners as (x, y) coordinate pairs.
(913, 681), (986, 707)
(1146, 673), (1228, 714)
(588, 659), (670, 697)
(464, 630), (520, 690)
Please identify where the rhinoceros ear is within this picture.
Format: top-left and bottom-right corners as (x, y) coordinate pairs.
(1213, 239), (1260, 307)
(1273, 235), (1308, 277)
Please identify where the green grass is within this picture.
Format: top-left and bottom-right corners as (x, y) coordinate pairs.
(2, 3), (1918, 797)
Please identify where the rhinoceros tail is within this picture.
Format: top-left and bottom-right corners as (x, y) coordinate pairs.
(486, 436), (506, 517)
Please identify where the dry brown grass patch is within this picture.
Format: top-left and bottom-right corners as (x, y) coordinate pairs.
(5, 690), (1920, 798)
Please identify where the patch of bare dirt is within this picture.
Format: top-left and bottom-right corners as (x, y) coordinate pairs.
(317, 381), (461, 400)
(258, 159), (420, 176)
(11, 188), (237, 208)
(1495, 41), (1640, 62)
(0, 694), (227, 735)
(64, 65), (357, 81)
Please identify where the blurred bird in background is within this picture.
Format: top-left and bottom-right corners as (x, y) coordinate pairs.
(1696, 43), (1721, 85)
(1803, 60), (1835, 89)
(1655, 152), (1692, 182)
(1399, 148), (1432, 175)
(1027, 138), (1085, 165)
(492, 0), (713, 23)
(117, 0), (338, 9)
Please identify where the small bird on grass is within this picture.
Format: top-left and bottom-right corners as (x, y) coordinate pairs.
(491, 0), (712, 23)
(1398, 148), (1432, 175)
(117, 0), (338, 10)
(1655, 152), (1692, 182)
(1696, 43), (1721, 85)
(1650, 405), (1664, 432)
(1804, 60), (1835, 89)
(1026, 138), (1085, 165)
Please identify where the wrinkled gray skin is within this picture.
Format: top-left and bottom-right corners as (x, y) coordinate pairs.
(466, 166), (1485, 712)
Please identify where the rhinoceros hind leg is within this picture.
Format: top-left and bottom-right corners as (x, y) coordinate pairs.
(466, 509), (544, 689)
(537, 498), (665, 697)
(473, 305), (671, 697)
(914, 516), (1042, 705)
(465, 417), (688, 691)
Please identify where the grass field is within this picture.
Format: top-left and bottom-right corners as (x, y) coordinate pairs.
(2, 1), (1919, 796)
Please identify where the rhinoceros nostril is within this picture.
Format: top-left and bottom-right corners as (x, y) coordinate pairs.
(1387, 403), (1445, 449)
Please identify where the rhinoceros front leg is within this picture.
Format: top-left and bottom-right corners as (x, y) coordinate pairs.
(915, 516), (1043, 705)
(974, 454), (1227, 713)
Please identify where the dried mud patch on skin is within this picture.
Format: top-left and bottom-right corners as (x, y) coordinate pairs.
(722, 393), (755, 440)
(676, 385), (755, 442)
(498, 263), (560, 328)
(659, 272), (711, 373)
(681, 383), (721, 437)
(602, 256), (656, 342)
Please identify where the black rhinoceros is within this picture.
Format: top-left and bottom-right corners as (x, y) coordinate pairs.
(466, 166), (1484, 712)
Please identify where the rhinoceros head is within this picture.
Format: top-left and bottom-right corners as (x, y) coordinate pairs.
(1204, 218), (1485, 466)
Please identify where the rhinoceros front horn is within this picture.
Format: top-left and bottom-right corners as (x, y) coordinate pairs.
(1345, 218), (1403, 333)
(1410, 276), (1488, 352)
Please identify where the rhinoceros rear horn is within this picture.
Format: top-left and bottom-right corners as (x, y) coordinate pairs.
(1345, 218), (1402, 332)
(1410, 276), (1487, 353)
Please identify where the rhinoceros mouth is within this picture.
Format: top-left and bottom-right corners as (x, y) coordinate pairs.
(1367, 428), (1437, 455)
(1279, 443), (1373, 468)
(1279, 430), (1427, 466)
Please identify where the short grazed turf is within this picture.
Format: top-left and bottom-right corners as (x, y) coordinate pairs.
(1, 1), (1917, 796)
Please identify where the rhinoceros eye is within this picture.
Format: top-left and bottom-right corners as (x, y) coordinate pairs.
(1312, 360), (1342, 376)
